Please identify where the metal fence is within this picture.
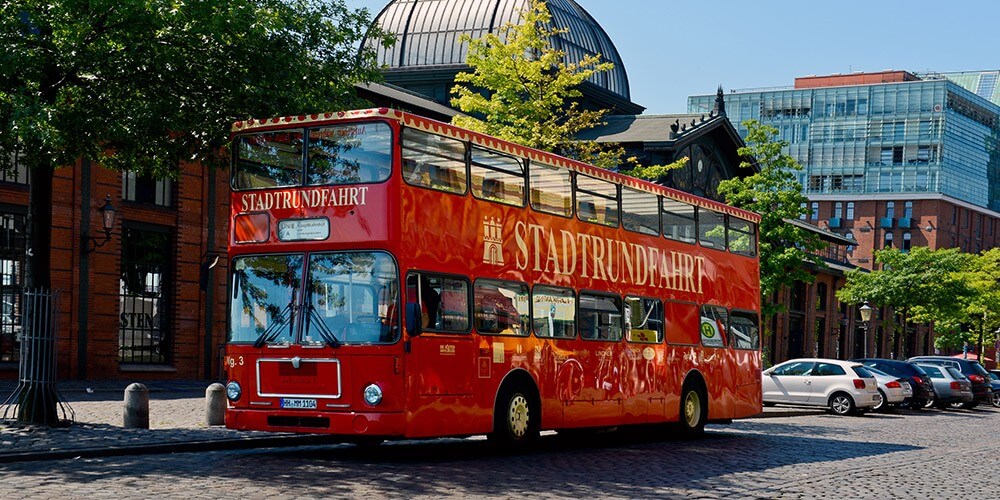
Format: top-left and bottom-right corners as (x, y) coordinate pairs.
(1, 288), (73, 425)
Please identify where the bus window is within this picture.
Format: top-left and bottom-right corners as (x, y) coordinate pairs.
(662, 199), (696, 244)
(664, 300), (699, 345)
(728, 218), (757, 256)
(579, 293), (622, 341)
(471, 147), (525, 206)
(729, 310), (760, 350)
(698, 209), (727, 249)
(306, 122), (392, 185)
(229, 254), (303, 345)
(303, 252), (399, 344)
(700, 305), (729, 348)
(234, 130), (303, 189)
(401, 128), (468, 194)
(529, 162), (572, 217)
(407, 273), (470, 333)
(621, 187), (659, 236)
(473, 279), (530, 336)
(624, 296), (663, 343)
(576, 175), (619, 228)
(532, 285), (575, 338)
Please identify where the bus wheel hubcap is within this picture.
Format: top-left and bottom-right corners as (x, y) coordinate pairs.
(684, 391), (701, 427)
(508, 394), (529, 438)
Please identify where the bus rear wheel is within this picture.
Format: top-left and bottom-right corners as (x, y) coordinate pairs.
(678, 382), (707, 437)
(489, 383), (539, 449)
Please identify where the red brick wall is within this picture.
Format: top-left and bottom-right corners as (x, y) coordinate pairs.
(1, 160), (229, 381)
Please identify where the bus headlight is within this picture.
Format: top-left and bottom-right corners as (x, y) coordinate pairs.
(226, 381), (242, 401)
(363, 384), (383, 406)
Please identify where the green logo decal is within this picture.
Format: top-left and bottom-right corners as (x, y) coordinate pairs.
(701, 321), (715, 338)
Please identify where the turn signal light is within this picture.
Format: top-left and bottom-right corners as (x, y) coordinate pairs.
(886, 381), (901, 389)
(950, 381), (962, 390)
(968, 374), (985, 384)
(853, 379), (866, 389)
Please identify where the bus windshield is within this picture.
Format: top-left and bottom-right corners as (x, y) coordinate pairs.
(229, 252), (399, 345)
(233, 121), (392, 190)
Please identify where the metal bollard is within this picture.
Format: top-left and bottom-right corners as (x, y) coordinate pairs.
(205, 383), (226, 426)
(123, 383), (149, 429)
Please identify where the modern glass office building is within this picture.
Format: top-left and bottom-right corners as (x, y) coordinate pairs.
(689, 71), (1000, 211)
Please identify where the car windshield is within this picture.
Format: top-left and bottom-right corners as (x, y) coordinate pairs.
(971, 362), (990, 377)
(865, 366), (888, 377)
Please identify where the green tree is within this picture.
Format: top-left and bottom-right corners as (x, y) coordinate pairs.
(449, 0), (612, 159)
(955, 248), (1000, 361)
(836, 247), (975, 357)
(0, 0), (390, 424)
(717, 120), (825, 320)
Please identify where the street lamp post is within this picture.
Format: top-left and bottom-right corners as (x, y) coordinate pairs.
(859, 301), (873, 358)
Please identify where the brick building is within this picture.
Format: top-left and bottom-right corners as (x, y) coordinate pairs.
(0, 160), (229, 380)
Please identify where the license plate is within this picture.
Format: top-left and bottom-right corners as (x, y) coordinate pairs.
(280, 398), (317, 409)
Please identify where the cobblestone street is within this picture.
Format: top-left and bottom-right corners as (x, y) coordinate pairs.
(2, 402), (998, 498)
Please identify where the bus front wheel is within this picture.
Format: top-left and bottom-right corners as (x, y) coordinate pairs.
(489, 383), (539, 449)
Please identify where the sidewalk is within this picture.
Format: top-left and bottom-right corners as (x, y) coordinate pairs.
(0, 379), (340, 464)
(0, 380), (821, 464)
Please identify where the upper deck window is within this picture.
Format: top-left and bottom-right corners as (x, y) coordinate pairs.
(529, 163), (572, 217)
(470, 147), (525, 206)
(402, 128), (468, 194)
(234, 130), (304, 189)
(307, 122), (392, 185)
(576, 175), (619, 228)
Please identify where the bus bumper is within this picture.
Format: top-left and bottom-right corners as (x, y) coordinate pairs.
(226, 408), (407, 437)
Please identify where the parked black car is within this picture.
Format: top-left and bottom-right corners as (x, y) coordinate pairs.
(988, 370), (1000, 407)
(852, 358), (934, 409)
(908, 356), (992, 408)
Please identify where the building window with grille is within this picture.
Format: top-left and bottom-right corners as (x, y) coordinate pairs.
(833, 202), (843, 219)
(846, 202), (855, 220)
(119, 225), (171, 364)
(0, 212), (25, 363)
(810, 202), (819, 220)
(884, 232), (894, 249)
(904, 201), (913, 219)
(885, 201), (895, 219)
(122, 171), (173, 207)
(902, 232), (911, 252)
(799, 202), (807, 220)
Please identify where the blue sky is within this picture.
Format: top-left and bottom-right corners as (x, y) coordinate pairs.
(347, 0), (1000, 114)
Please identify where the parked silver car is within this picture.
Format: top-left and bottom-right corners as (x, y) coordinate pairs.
(915, 363), (973, 409)
(762, 358), (880, 415)
(865, 365), (913, 411)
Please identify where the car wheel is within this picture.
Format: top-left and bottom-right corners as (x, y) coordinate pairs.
(991, 392), (1000, 408)
(873, 390), (887, 412)
(923, 394), (936, 409)
(828, 392), (855, 416)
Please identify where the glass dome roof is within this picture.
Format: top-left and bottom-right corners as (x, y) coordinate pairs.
(367, 0), (630, 101)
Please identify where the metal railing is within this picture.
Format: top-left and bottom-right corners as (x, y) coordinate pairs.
(1, 288), (74, 426)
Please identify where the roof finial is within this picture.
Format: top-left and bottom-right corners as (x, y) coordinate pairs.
(714, 85), (726, 116)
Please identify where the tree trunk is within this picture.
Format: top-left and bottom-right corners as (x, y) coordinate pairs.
(17, 164), (58, 426)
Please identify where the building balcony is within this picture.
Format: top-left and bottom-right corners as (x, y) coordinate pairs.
(828, 217), (842, 229)
(879, 217), (894, 229)
(897, 217), (912, 229)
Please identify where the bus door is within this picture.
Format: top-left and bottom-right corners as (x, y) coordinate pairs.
(562, 293), (624, 427)
(406, 273), (476, 397)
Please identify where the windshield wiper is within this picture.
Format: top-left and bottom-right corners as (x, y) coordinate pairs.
(307, 304), (341, 348)
(253, 302), (296, 348)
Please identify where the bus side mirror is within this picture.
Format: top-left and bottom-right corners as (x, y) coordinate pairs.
(405, 302), (422, 337)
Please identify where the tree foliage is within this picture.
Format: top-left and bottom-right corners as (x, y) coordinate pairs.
(0, 0), (391, 177)
(717, 119), (825, 319)
(449, 0), (611, 158)
(835, 247), (1000, 357)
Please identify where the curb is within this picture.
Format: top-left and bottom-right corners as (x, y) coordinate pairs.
(0, 434), (348, 464)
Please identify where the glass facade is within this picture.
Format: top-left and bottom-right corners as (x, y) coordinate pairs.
(690, 78), (1000, 211)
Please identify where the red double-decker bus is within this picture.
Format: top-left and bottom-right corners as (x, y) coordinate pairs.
(223, 108), (762, 445)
